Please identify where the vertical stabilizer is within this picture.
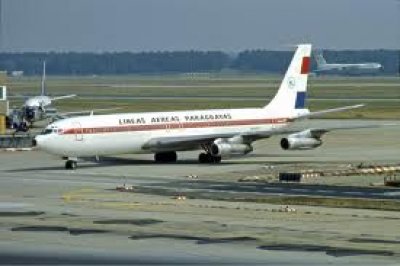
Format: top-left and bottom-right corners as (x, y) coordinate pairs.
(263, 44), (312, 116)
(314, 51), (327, 66)
(41, 61), (46, 96)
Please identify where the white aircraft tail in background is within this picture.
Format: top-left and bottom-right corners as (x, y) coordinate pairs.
(40, 60), (47, 96)
(314, 52), (327, 66)
(22, 61), (76, 123)
(35, 44), (368, 170)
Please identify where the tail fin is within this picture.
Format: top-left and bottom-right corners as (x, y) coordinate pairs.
(263, 44), (312, 116)
(40, 61), (46, 96)
(314, 51), (327, 66)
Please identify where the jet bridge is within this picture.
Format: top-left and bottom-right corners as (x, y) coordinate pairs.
(0, 86), (34, 148)
(0, 86), (9, 134)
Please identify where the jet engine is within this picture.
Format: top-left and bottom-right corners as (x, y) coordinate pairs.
(210, 136), (253, 157)
(280, 129), (322, 150)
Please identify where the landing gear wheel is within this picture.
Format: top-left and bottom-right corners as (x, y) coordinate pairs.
(154, 151), (177, 163)
(65, 160), (77, 170)
(212, 156), (222, 163)
(198, 153), (222, 164)
(198, 153), (209, 163)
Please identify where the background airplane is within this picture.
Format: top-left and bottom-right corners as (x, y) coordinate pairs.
(313, 51), (383, 75)
(21, 61), (76, 124)
(34, 44), (373, 170)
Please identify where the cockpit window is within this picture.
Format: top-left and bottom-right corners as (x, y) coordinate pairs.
(41, 128), (60, 135)
(41, 129), (53, 135)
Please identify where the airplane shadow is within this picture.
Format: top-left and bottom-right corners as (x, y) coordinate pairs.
(6, 158), (230, 172)
(247, 153), (317, 158)
(6, 154), (321, 173)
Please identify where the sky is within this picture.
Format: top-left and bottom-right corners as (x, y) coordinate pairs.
(1, 0), (399, 52)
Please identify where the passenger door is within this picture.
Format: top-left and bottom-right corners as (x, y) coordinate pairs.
(73, 122), (83, 141)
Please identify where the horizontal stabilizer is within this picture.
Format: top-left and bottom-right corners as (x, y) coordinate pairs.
(300, 124), (394, 139)
(51, 94), (77, 101)
(297, 104), (365, 119)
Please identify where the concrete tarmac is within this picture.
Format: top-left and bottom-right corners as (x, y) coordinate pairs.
(0, 120), (399, 264)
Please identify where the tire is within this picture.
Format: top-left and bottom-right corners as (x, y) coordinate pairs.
(198, 153), (208, 163)
(168, 151), (177, 162)
(199, 153), (222, 164)
(65, 160), (77, 170)
(212, 156), (222, 163)
(154, 153), (164, 162)
(154, 152), (177, 163)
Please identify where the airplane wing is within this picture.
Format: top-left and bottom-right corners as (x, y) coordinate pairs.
(340, 65), (361, 71)
(142, 133), (236, 151)
(143, 104), (393, 151)
(142, 122), (395, 152)
(272, 123), (396, 138)
(50, 94), (77, 101)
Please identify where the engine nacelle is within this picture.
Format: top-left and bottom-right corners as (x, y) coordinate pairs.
(210, 143), (253, 157)
(280, 137), (322, 150)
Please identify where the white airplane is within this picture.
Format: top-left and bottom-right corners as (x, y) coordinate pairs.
(22, 61), (76, 123)
(314, 51), (383, 75)
(34, 44), (366, 170)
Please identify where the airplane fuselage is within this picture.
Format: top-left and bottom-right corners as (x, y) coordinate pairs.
(35, 108), (296, 157)
(316, 63), (383, 75)
(20, 61), (76, 124)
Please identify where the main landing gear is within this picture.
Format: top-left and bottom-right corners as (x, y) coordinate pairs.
(64, 157), (78, 170)
(154, 151), (177, 163)
(198, 153), (221, 164)
(198, 144), (222, 164)
(65, 160), (77, 170)
(153, 151), (221, 164)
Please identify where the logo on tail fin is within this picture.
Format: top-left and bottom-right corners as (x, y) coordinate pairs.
(301, 57), (311, 74)
(295, 92), (307, 109)
(288, 77), (296, 88)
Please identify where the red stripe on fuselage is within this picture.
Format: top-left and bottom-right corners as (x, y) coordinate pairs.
(61, 117), (292, 135)
(300, 56), (310, 74)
